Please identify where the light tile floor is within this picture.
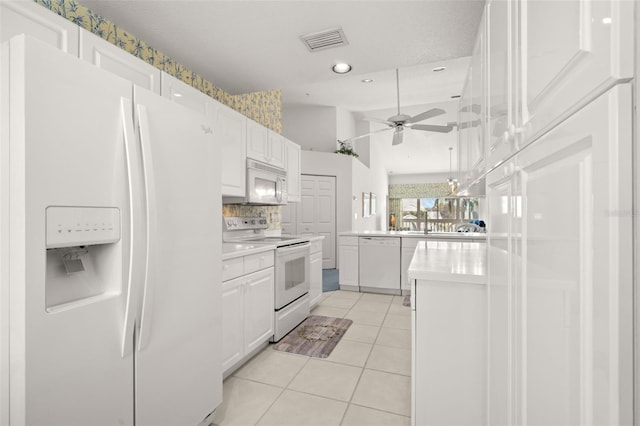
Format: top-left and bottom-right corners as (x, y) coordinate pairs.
(212, 290), (412, 426)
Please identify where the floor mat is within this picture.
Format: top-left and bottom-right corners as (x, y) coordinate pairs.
(273, 315), (352, 358)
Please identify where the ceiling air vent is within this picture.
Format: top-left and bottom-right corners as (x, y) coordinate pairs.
(300, 27), (349, 52)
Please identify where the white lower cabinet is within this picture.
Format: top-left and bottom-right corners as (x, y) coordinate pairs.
(221, 254), (274, 376)
(338, 236), (359, 290)
(401, 239), (422, 294)
(487, 84), (634, 425)
(243, 268), (275, 353)
(309, 238), (323, 308)
(412, 276), (486, 426)
(221, 277), (244, 372)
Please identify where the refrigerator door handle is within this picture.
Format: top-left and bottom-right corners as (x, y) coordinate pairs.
(136, 103), (157, 351)
(120, 98), (139, 358)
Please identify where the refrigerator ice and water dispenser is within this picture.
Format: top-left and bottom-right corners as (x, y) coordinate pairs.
(45, 206), (121, 312)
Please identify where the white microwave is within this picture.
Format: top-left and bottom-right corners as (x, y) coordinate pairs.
(225, 159), (287, 205)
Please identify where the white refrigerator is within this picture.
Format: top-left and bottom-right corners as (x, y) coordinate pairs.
(0, 35), (222, 425)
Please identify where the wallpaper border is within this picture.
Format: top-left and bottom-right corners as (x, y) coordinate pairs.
(33, 0), (281, 133)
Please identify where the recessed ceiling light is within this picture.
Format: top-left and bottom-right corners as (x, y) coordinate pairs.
(361, 79), (374, 83)
(332, 63), (352, 74)
(432, 66), (446, 72)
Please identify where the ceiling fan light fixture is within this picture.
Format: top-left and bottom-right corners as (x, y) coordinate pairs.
(332, 63), (352, 74)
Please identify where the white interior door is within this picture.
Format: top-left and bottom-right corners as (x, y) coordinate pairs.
(133, 87), (222, 425)
(298, 175), (336, 269)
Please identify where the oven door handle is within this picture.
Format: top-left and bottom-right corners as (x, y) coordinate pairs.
(277, 242), (311, 254)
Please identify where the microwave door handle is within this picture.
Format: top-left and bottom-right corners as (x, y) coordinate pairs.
(277, 178), (283, 203)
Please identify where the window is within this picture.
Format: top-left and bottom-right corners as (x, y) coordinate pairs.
(389, 197), (480, 232)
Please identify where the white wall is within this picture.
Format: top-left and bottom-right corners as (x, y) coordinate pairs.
(350, 140), (389, 232)
(335, 107), (357, 143)
(282, 105), (337, 152)
(336, 107), (372, 167)
(292, 107), (390, 234)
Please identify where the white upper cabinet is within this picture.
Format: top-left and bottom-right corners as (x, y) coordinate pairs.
(485, 0), (515, 171)
(285, 139), (301, 202)
(518, 0), (634, 145)
(161, 72), (247, 197)
(246, 119), (269, 163)
(160, 71), (213, 117)
(465, 0), (634, 181)
(266, 131), (286, 169)
(215, 102), (247, 197)
(457, 15), (485, 189)
(246, 119), (285, 168)
(80, 30), (160, 93)
(487, 84), (634, 426)
(0, 1), (78, 55)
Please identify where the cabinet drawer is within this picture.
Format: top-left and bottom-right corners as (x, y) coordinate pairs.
(244, 251), (274, 274)
(222, 257), (244, 282)
(311, 239), (322, 254)
(340, 236), (359, 246)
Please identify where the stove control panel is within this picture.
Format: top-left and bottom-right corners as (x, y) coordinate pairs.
(223, 216), (268, 231)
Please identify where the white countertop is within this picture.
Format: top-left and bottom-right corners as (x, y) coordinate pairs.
(408, 240), (487, 284)
(222, 243), (276, 260)
(339, 230), (486, 240)
(222, 234), (322, 260)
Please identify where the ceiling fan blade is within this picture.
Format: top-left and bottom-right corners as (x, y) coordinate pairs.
(406, 108), (446, 124)
(410, 124), (454, 133)
(460, 104), (482, 114)
(363, 116), (394, 126)
(342, 127), (393, 143)
(455, 119), (482, 130)
(392, 129), (404, 145)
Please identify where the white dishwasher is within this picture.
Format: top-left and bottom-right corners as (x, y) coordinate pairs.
(358, 237), (401, 294)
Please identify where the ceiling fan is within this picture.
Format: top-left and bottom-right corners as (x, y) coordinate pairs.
(345, 68), (454, 146)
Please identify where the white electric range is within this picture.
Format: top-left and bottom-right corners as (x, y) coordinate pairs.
(223, 217), (311, 341)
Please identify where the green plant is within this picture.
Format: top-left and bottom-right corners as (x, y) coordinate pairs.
(335, 140), (359, 158)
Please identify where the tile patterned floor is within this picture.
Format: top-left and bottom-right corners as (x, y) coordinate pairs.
(212, 290), (412, 426)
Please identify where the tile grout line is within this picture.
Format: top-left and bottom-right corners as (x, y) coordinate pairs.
(249, 349), (311, 426)
(236, 291), (408, 425)
(336, 296), (388, 425)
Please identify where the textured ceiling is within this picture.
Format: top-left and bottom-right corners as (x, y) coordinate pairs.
(79, 0), (485, 174)
(80, 0), (485, 110)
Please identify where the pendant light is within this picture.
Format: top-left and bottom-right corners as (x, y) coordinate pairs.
(447, 147), (458, 195)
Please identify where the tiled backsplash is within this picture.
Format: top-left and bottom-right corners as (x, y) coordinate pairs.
(222, 205), (281, 231)
(33, 0), (282, 133)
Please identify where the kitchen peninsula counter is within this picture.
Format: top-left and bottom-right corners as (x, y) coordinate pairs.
(407, 240), (487, 284)
(408, 239), (486, 426)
